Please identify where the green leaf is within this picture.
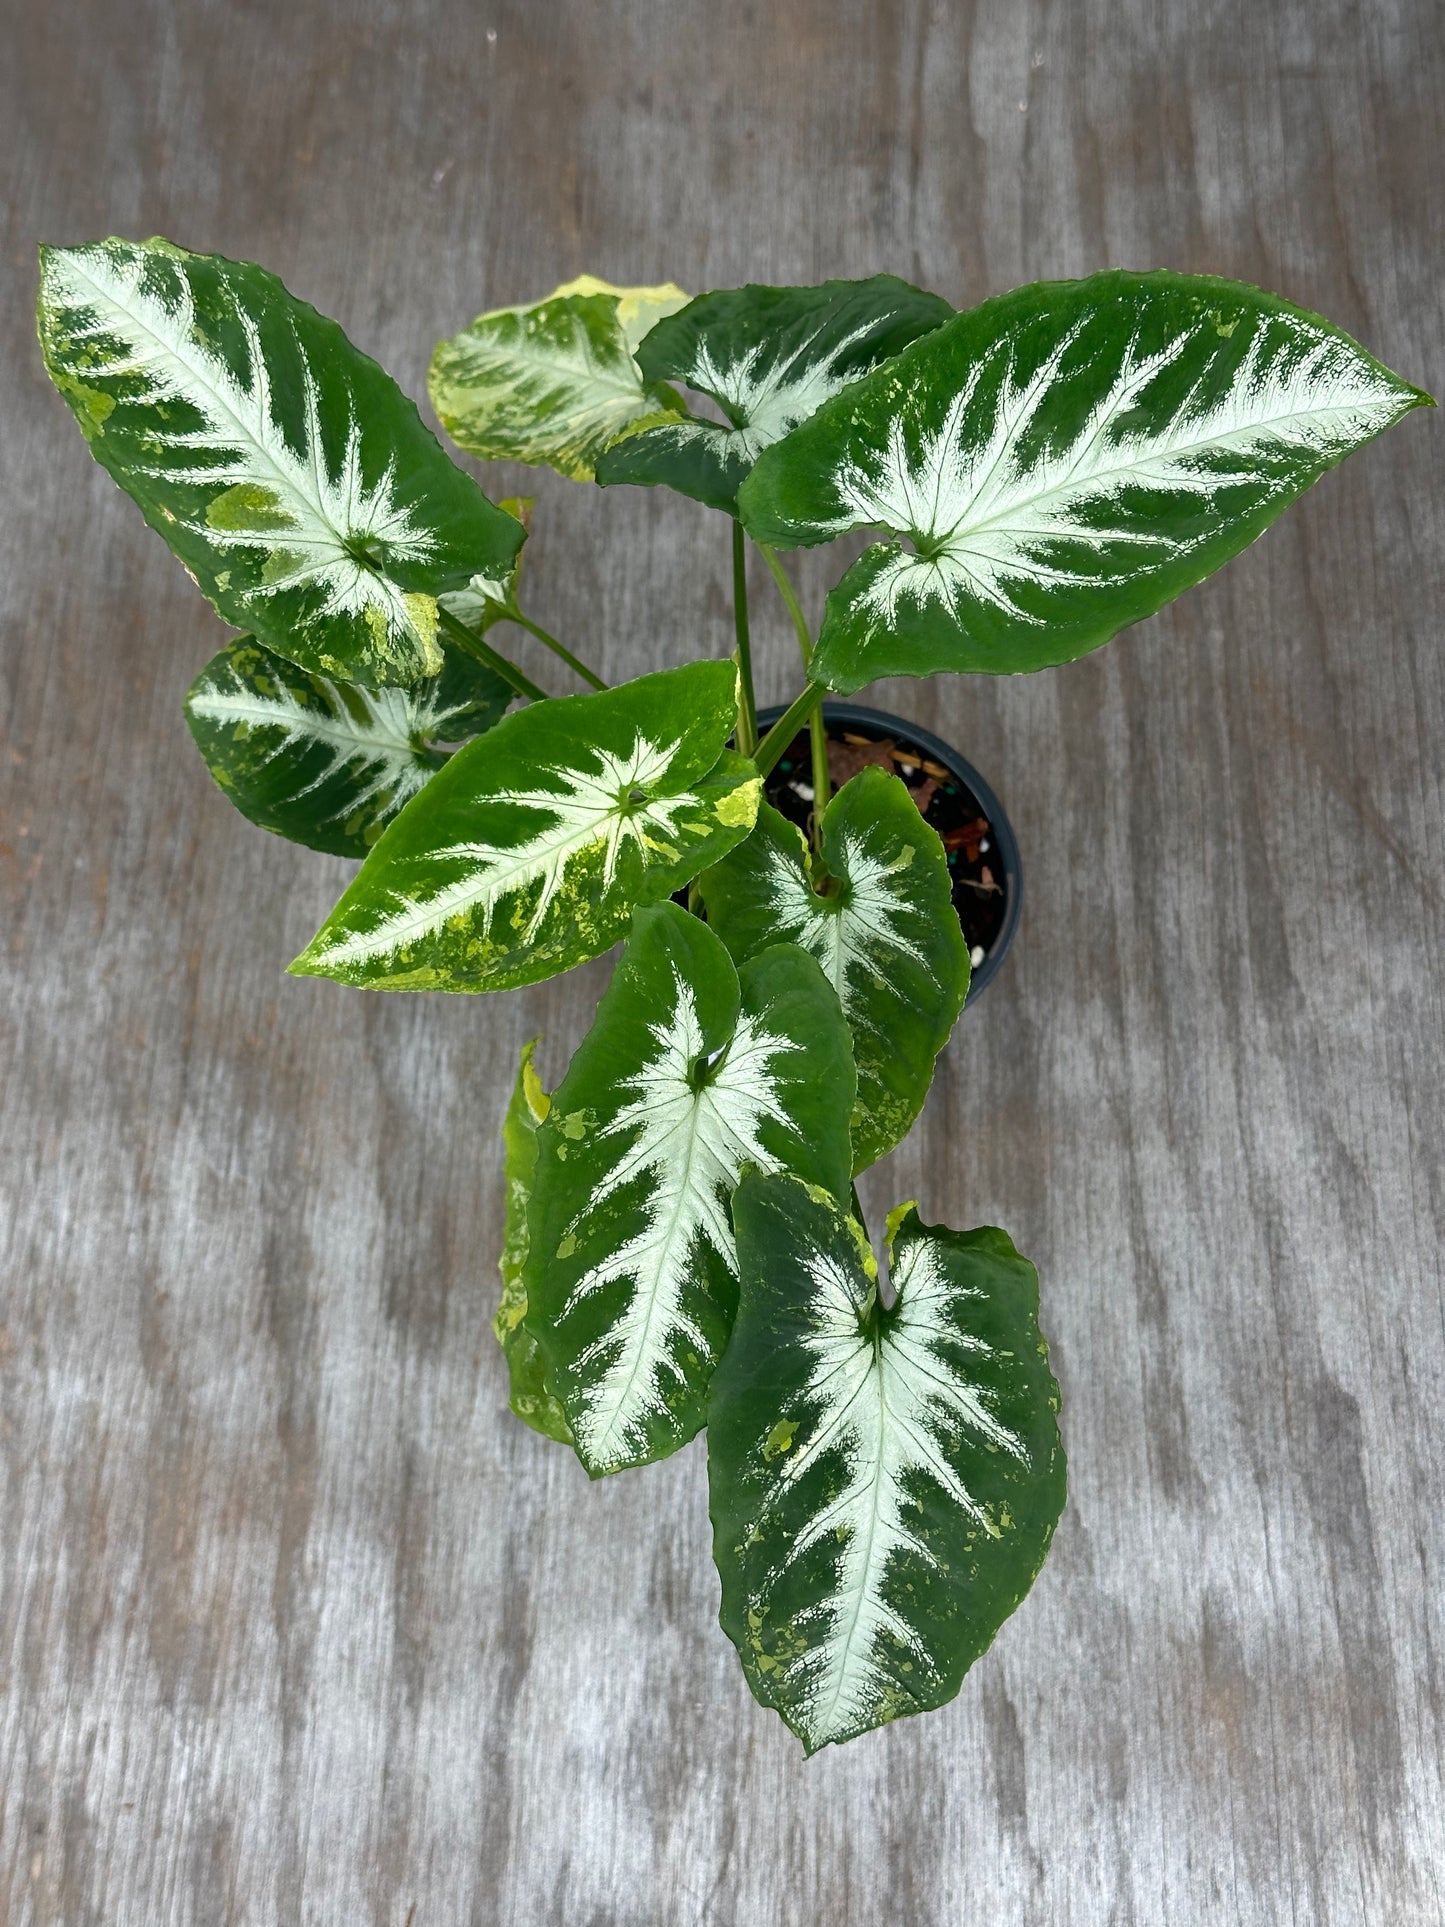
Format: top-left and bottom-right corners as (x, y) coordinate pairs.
(494, 1038), (574, 1445)
(37, 237), (524, 687)
(184, 633), (511, 858)
(710, 1175), (1066, 1753)
(435, 493), (534, 630)
(523, 904), (856, 1476)
(429, 275), (690, 481)
(699, 769), (968, 1172)
(737, 270), (1432, 691)
(290, 662), (761, 993)
(595, 275), (952, 514)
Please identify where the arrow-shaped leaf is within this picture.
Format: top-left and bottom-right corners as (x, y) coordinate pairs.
(524, 904), (855, 1476)
(699, 767), (969, 1172)
(710, 1174), (1066, 1753)
(291, 662), (761, 992)
(595, 276), (952, 514)
(738, 270), (1431, 691)
(429, 275), (690, 481)
(185, 632), (512, 858)
(494, 1038), (574, 1445)
(38, 237), (524, 687)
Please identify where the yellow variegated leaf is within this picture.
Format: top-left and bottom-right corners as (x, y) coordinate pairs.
(429, 277), (690, 481)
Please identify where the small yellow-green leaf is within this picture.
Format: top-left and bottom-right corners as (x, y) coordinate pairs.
(429, 277), (689, 481)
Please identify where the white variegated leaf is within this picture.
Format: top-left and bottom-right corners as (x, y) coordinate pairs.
(184, 634), (511, 858)
(699, 769), (969, 1171)
(523, 905), (855, 1476)
(738, 270), (1430, 689)
(595, 276), (952, 513)
(429, 276), (690, 481)
(710, 1177), (1065, 1752)
(38, 237), (523, 687)
(291, 663), (760, 992)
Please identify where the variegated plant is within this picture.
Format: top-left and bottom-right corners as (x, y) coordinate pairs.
(40, 235), (1429, 1752)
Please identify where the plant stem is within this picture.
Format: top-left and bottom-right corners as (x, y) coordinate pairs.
(436, 605), (549, 702)
(807, 702), (831, 837)
(504, 610), (609, 691)
(731, 520), (758, 756)
(753, 681), (825, 778)
(757, 542), (812, 666)
(757, 541), (831, 840)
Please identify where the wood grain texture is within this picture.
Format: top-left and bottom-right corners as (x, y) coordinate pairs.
(2, 1), (1441, 1920)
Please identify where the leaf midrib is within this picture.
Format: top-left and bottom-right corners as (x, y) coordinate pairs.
(811, 1331), (892, 1737)
(921, 392), (1391, 551)
(452, 326), (655, 411)
(66, 253), (339, 539)
(586, 1086), (716, 1454)
(330, 806), (618, 960)
(315, 774), (697, 967)
(189, 691), (417, 759)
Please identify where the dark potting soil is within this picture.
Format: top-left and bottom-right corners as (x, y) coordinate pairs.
(762, 717), (1009, 966)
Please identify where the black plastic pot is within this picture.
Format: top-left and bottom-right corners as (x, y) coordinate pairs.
(754, 701), (1022, 1007)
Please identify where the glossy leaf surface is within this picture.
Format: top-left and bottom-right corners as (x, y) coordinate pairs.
(699, 769), (968, 1171)
(495, 1039), (573, 1445)
(185, 633), (510, 858)
(429, 275), (689, 481)
(596, 275), (952, 513)
(291, 663), (760, 992)
(38, 237), (524, 686)
(524, 905), (855, 1476)
(710, 1175), (1066, 1752)
(738, 271), (1430, 690)
(435, 493), (534, 632)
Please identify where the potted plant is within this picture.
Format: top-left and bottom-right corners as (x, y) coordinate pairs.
(37, 240), (1428, 1752)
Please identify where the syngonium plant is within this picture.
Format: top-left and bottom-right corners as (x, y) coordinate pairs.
(37, 238), (1429, 1752)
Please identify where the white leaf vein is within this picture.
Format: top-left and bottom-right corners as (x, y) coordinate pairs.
(188, 667), (447, 826)
(823, 311), (1407, 635)
(561, 971), (803, 1470)
(47, 245), (437, 658)
(309, 730), (703, 968)
(758, 1232), (1030, 1748)
(757, 829), (931, 1038)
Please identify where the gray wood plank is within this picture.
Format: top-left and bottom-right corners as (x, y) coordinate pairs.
(2, 1), (1441, 1921)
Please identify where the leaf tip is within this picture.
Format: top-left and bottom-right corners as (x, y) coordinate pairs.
(285, 943), (328, 981)
(883, 1200), (919, 1252)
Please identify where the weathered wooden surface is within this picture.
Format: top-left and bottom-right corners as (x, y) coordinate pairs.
(2, 1), (1442, 1919)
